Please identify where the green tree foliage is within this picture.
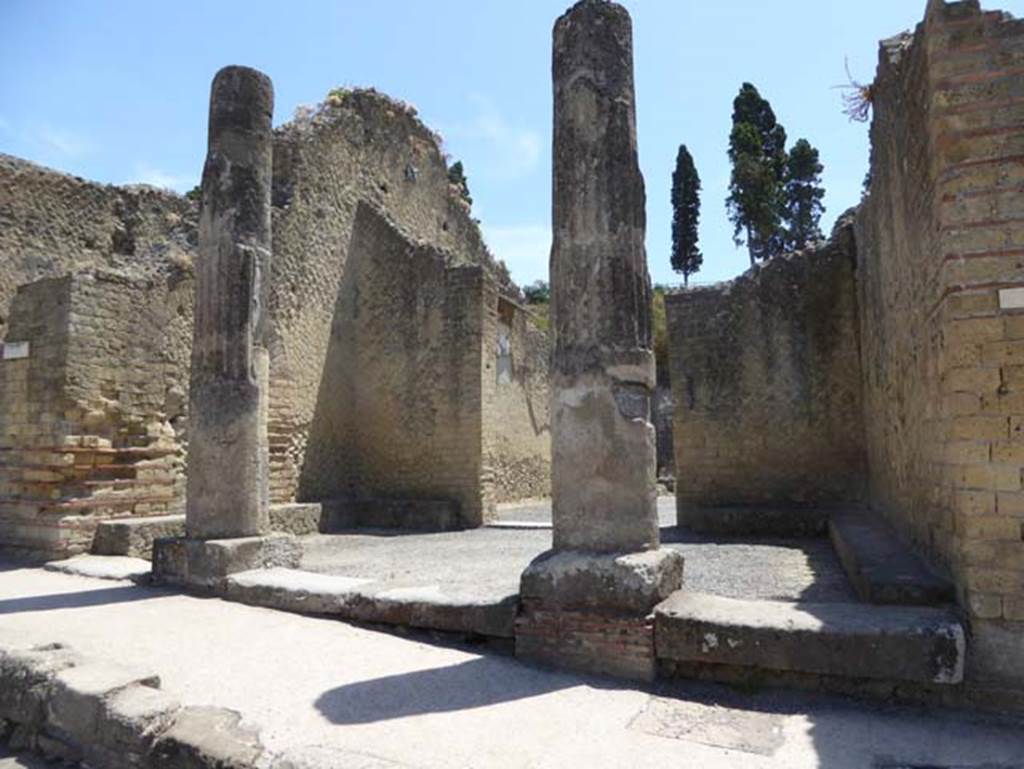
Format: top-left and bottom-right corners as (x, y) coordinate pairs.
(447, 160), (472, 206)
(783, 139), (826, 250)
(522, 280), (550, 304)
(670, 145), (703, 286)
(726, 83), (788, 265)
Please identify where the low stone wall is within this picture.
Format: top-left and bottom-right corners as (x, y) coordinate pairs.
(0, 639), (265, 769)
(665, 220), (867, 525)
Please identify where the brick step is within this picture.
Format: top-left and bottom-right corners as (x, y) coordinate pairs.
(654, 591), (965, 686)
(829, 510), (955, 606)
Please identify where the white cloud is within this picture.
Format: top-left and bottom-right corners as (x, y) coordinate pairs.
(482, 223), (550, 286)
(131, 163), (191, 192)
(0, 116), (93, 160)
(443, 95), (542, 181)
(36, 123), (92, 157)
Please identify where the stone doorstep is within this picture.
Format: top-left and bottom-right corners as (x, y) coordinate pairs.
(92, 503), (324, 559)
(44, 554), (153, 584)
(829, 510), (956, 606)
(151, 534), (302, 589)
(0, 638), (266, 768)
(654, 591), (966, 686)
(223, 567), (519, 639)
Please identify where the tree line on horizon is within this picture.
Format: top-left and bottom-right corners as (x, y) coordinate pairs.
(673, 82), (826, 286)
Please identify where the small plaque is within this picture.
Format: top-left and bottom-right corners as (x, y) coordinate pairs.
(2, 341), (29, 360)
(999, 288), (1024, 310)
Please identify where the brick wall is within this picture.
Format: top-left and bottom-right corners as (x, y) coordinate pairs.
(0, 271), (185, 555)
(856, 0), (1024, 689)
(298, 204), (490, 526)
(665, 224), (866, 513)
(482, 296), (551, 504)
(266, 90), (517, 506)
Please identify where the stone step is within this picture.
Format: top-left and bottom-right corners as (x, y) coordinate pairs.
(653, 591), (965, 686)
(93, 514), (186, 558)
(223, 567), (518, 639)
(829, 510), (955, 606)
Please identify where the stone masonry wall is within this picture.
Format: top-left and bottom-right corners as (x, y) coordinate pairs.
(482, 296), (551, 504)
(665, 222), (866, 513)
(266, 90), (519, 507)
(299, 204), (490, 526)
(857, 0), (1024, 690)
(0, 271), (185, 555)
(0, 154), (197, 338)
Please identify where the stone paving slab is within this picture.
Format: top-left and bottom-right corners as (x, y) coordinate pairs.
(1, 566), (1022, 769)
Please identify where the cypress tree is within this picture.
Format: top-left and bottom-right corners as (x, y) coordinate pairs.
(726, 83), (787, 264)
(783, 139), (826, 250)
(670, 145), (703, 287)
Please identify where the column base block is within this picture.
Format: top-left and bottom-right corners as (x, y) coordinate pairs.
(152, 533), (301, 588)
(515, 547), (683, 681)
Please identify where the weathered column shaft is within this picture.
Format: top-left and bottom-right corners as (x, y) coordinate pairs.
(186, 66), (274, 539)
(550, 0), (657, 552)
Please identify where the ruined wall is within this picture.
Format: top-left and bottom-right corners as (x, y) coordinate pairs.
(0, 271), (185, 555)
(265, 90), (520, 506)
(0, 154), (197, 337)
(300, 204), (489, 526)
(857, 0), (1024, 689)
(483, 297), (551, 504)
(0, 86), (551, 552)
(665, 222), (866, 514)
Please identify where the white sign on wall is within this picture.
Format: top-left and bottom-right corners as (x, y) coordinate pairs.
(999, 288), (1024, 310)
(2, 341), (30, 360)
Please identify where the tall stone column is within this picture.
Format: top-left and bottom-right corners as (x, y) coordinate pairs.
(154, 66), (299, 587)
(516, 0), (683, 681)
(186, 65), (274, 540)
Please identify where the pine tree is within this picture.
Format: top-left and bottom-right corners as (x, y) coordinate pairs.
(447, 161), (472, 206)
(726, 83), (787, 264)
(783, 139), (826, 250)
(670, 145), (702, 287)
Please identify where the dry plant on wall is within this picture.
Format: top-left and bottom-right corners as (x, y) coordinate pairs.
(835, 59), (874, 123)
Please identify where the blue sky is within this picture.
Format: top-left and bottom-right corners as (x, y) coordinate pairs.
(3, 1), (1014, 287)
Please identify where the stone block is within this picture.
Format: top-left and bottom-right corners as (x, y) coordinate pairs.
(152, 534), (301, 588)
(97, 684), (181, 755)
(654, 591), (965, 685)
(47, 661), (161, 746)
(93, 514), (186, 558)
(268, 503), (323, 536)
(520, 548), (683, 614)
(150, 706), (263, 769)
(223, 568), (519, 639)
(829, 509), (956, 606)
(0, 643), (80, 727)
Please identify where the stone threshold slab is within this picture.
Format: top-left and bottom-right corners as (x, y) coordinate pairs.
(829, 510), (956, 606)
(43, 555), (152, 584)
(222, 567), (519, 639)
(654, 591), (965, 686)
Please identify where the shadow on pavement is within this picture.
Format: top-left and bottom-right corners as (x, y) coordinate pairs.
(316, 656), (613, 724)
(0, 585), (158, 615)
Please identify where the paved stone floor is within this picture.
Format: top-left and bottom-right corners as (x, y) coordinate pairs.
(300, 498), (855, 603)
(1, 566), (1022, 769)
